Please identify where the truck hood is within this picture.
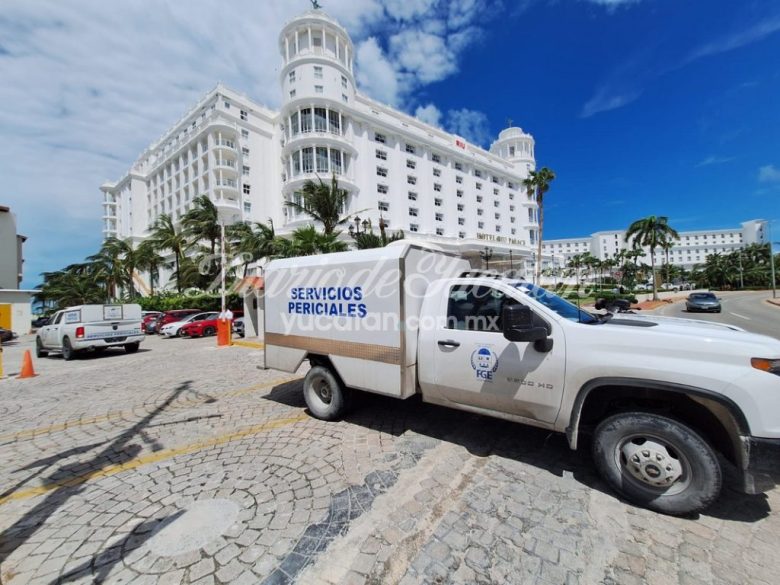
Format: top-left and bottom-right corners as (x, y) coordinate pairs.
(602, 313), (780, 353)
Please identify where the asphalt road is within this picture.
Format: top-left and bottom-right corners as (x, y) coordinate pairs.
(654, 290), (780, 340)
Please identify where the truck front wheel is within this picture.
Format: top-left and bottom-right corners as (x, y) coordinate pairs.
(36, 337), (48, 358)
(303, 365), (349, 421)
(592, 412), (722, 515)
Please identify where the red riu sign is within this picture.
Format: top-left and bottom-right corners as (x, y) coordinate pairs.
(455, 139), (466, 149)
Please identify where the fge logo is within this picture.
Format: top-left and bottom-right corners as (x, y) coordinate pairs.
(470, 347), (499, 381)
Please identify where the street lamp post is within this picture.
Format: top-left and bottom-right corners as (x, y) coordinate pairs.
(769, 221), (777, 299)
(480, 247), (494, 270)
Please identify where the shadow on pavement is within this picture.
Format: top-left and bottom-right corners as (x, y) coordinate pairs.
(0, 380), (194, 585)
(262, 379), (771, 523)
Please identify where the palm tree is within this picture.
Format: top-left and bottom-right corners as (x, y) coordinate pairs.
(183, 195), (221, 256)
(274, 225), (348, 258)
(37, 265), (104, 308)
(285, 174), (352, 235)
(149, 214), (190, 293)
(87, 238), (127, 301)
(136, 240), (164, 295)
(522, 167), (556, 285)
(625, 216), (679, 300)
(228, 221), (276, 276)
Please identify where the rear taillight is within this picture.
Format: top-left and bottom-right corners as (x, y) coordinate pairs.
(75, 326), (85, 339)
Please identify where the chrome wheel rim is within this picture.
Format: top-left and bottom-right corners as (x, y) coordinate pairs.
(615, 433), (692, 496)
(310, 374), (333, 404)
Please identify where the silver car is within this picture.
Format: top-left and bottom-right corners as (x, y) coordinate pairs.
(685, 292), (721, 313)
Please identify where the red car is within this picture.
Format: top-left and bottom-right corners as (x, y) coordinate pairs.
(180, 310), (243, 338)
(142, 311), (161, 334)
(150, 309), (201, 334)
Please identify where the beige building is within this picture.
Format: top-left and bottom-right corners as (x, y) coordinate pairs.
(0, 205), (36, 333)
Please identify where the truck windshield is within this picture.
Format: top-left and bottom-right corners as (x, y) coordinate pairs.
(514, 283), (598, 324)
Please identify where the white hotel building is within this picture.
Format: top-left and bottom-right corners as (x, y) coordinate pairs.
(541, 219), (768, 271)
(101, 7), (542, 278)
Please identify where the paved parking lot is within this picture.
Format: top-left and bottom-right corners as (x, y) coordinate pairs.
(1, 332), (779, 585)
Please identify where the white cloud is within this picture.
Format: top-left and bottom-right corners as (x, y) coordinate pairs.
(446, 108), (492, 146)
(685, 15), (780, 64)
(695, 155), (735, 168)
(414, 103), (443, 127)
(581, 88), (643, 118)
(0, 0), (494, 284)
(758, 164), (780, 183)
(585, 0), (642, 8)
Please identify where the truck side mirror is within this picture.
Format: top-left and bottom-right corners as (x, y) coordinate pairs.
(502, 304), (549, 345)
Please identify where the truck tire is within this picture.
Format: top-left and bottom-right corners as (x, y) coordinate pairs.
(592, 412), (722, 515)
(36, 337), (48, 358)
(61, 337), (76, 361)
(125, 342), (140, 354)
(303, 365), (349, 421)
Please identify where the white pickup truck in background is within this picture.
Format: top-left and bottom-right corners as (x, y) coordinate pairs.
(264, 242), (780, 515)
(36, 304), (145, 360)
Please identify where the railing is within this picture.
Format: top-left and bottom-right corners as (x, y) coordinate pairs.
(216, 178), (237, 188)
(215, 159), (236, 168)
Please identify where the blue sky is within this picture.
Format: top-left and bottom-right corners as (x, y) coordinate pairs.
(1, 0), (779, 288)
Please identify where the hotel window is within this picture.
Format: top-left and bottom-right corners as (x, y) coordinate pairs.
(509, 193), (515, 200)
(243, 184), (251, 195)
(476, 182), (482, 190)
(508, 182), (515, 190)
(456, 190), (464, 198)
(328, 110), (341, 134)
(432, 153), (441, 163)
(315, 85), (323, 94)
(454, 162), (463, 171)
(458, 217), (465, 225)
(242, 147), (250, 156)
(406, 159), (416, 169)
(224, 100), (231, 109)
(510, 217), (516, 223)
(377, 184), (388, 194)
(301, 147), (314, 173)
(509, 146), (515, 156)
(478, 221), (484, 229)
(496, 226), (502, 233)
(456, 176), (463, 184)
(509, 205), (515, 211)
(459, 231), (466, 239)
(476, 195), (483, 203)
(494, 201), (500, 208)
(410, 224), (419, 232)
(378, 201), (389, 211)
(329, 149), (343, 174)
(474, 169), (482, 178)
(511, 228), (517, 235)
(434, 198), (443, 207)
(342, 94), (348, 103)
(433, 183), (442, 192)
(377, 167), (388, 177)
(242, 165), (250, 176)
(289, 70), (296, 83)
(436, 228), (444, 236)
(243, 201), (252, 213)
(341, 75), (348, 88)
(240, 110), (248, 121)
(301, 108), (313, 132)
(376, 149), (387, 160)
(493, 188), (499, 195)
(408, 191), (418, 201)
(405, 144), (416, 154)
(241, 129), (249, 139)
(492, 176), (499, 184)
(375, 133), (386, 143)
(409, 208), (419, 217)
(495, 213), (500, 220)
(407, 175), (417, 185)
(289, 90), (296, 98)
(433, 168), (441, 177)
(457, 204), (464, 211)
(477, 209), (484, 216)
(314, 66), (323, 79)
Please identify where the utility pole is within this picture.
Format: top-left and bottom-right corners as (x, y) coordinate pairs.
(220, 221), (226, 313)
(769, 221), (777, 299)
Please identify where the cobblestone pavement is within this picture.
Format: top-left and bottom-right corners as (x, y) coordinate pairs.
(0, 334), (778, 584)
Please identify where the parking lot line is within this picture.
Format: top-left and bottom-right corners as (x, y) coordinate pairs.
(0, 412), (309, 506)
(0, 376), (300, 442)
(231, 340), (265, 349)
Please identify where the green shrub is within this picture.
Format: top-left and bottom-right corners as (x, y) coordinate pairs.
(137, 292), (243, 312)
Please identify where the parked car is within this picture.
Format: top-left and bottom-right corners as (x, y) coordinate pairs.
(685, 292), (722, 313)
(150, 309), (201, 334)
(232, 317), (245, 338)
(160, 312), (218, 338)
(661, 283), (680, 292)
(180, 310), (243, 338)
(142, 311), (161, 333)
(0, 327), (18, 343)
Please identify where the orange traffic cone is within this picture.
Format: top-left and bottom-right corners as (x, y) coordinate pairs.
(17, 350), (37, 379)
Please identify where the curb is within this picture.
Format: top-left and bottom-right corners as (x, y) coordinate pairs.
(232, 340), (265, 349)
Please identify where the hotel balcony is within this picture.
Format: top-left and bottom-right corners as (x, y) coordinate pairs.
(214, 138), (237, 152)
(214, 158), (238, 175)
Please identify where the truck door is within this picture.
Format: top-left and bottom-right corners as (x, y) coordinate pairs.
(431, 284), (566, 424)
(44, 312), (63, 347)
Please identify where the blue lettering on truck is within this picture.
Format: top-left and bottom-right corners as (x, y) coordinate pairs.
(287, 287), (367, 317)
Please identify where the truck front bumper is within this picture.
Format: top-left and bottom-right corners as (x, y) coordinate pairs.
(741, 436), (780, 494)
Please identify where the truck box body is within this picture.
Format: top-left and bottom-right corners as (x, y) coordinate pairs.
(264, 243), (469, 398)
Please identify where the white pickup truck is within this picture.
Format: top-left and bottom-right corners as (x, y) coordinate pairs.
(264, 242), (780, 515)
(36, 304), (145, 360)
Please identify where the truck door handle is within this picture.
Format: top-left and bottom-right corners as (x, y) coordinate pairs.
(437, 339), (460, 348)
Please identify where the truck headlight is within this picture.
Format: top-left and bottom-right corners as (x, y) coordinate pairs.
(751, 358), (780, 376)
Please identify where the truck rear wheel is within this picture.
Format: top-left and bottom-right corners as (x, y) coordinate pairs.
(125, 342), (140, 354)
(592, 412), (722, 515)
(303, 365), (349, 421)
(61, 337), (76, 361)
(36, 337), (48, 358)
